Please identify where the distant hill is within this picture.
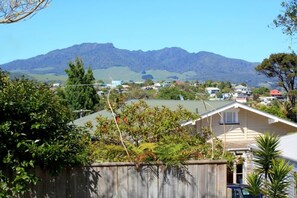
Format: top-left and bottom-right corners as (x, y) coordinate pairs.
(1, 43), (263, 84)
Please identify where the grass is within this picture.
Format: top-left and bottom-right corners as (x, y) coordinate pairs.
(30, 74), (67, 82)
(92, 67), (197, 82)
(14, 66), (198, 83)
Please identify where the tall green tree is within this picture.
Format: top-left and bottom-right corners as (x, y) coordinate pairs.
(0, 78), (90, 197)
(255, 53), (297, 121)
(64, 58), (99, 115)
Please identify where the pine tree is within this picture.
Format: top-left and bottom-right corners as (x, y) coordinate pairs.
(64, 57), (99, 115)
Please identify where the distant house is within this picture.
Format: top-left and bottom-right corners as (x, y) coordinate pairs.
(134, 81), (144, 85)
(50, 83), (61, 92)
(222, 93), (231, 100)
(259, 96), (277, 106)
(111, 80), (123, 88)
(205, 87), (220, 97)
(153, 83), (162, 90)
(190, 82), (200, 87)
(234, 85), (251, 95)
(235, 94), (248, 103)
(122, 85), (130, 89)
(270, 89), (283, 99)
(52, 83), (60, 87)
(175, 81), (185, 85)
(162, 81), (171, 87)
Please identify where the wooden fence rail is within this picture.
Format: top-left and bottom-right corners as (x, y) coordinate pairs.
(25, 160), (227, 198)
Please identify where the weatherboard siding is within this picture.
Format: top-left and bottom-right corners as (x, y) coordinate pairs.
(198, 108), (297, 145)
(246, 110), (297, 135)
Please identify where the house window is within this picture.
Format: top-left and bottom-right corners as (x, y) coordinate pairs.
(221, 110), (239, 124)
(236, 164), (243, 184)
(227, 153), (245, 184)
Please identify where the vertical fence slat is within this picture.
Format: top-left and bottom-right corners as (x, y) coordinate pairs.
(147, 165), (158, 198)
(217, 163), (227, 198)
(208, 164), (216, 198)
(186, 164), (198, 198)
(117, 166), (128, 197)
(24, 160), (226, 198)
(198, 164), (207, 198)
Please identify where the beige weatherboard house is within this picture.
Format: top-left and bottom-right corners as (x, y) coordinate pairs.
(74, 100), (297, 184)
(183, 101), (297, 184)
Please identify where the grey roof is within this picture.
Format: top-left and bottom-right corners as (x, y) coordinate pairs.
(135, 99), (234, 115)
(73, 109), (112, 128)
(73, 99), (234, 128)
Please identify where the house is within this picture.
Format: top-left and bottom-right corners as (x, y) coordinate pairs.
(182, 102), (297, 185)
(205, 87), (220, 97)
(52, 83), (60, 87)
(175, 81), (185, 85)
(234, 85), (251, 95)
(111, 80), (123, 88)
(73, 99), (297, 185)
(162, 81), (171, 87)
(235, 94), (248, 103)
(270, 89), (283, 99)
(153, 82), (162, 90)
(259, 96), (277, 105)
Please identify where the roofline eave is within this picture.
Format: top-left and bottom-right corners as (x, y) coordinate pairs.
(183, 102), (297, 129)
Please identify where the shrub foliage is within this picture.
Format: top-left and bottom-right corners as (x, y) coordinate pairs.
(0, 78), (90, 197)
(88, 100), (229, 165)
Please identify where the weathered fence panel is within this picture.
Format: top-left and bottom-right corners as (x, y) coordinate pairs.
(25, 160), (227, 198)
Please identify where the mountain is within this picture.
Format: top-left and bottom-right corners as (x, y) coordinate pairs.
(1, 43), (262, 84)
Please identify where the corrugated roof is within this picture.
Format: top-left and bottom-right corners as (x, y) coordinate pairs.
(73, 99), (234, 128)
(135, 99), (233, 115)
(73, 109), (112, 129)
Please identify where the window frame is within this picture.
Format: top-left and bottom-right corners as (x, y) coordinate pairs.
(220, 109), (240, 125)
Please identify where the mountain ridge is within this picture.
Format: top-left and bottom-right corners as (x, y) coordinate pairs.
(1, 42), (261, 84)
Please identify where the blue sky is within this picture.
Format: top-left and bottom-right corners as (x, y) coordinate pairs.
(0, 0), (292, 64)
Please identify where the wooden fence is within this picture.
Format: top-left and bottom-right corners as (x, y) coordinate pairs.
(25, 160), (227, 198)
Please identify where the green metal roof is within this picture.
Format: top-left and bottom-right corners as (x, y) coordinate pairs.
(134, 99), (234, 115)
(73, 99), (234, 129)
(73, 109), (112, 129)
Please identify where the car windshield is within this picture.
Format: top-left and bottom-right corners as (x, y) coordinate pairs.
(241, 188), (253, 198)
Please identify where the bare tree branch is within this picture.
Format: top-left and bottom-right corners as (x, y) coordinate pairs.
(0, 0), (50, 24)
